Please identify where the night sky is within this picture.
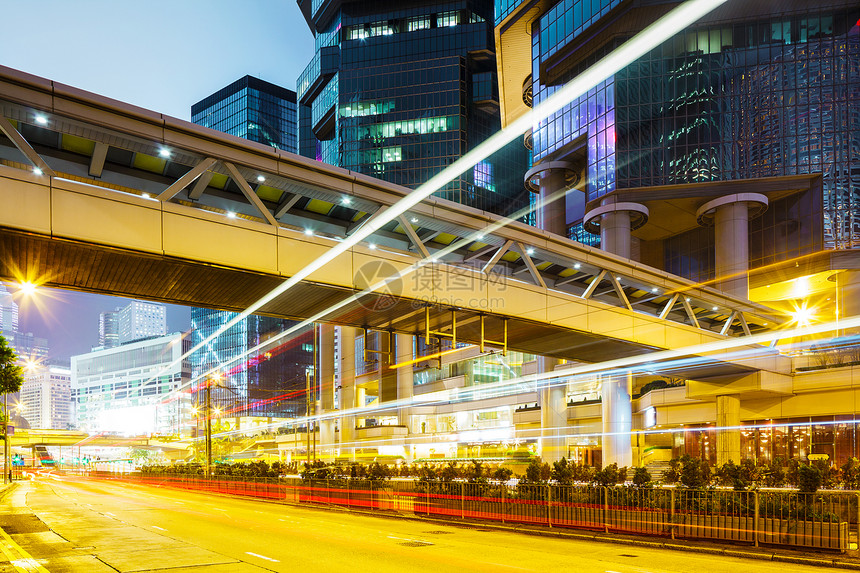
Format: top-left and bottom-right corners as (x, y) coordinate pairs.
(0, 0), (313, 361)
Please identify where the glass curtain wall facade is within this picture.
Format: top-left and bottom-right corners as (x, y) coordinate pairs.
(189, 308), (314, 419)
(190, 79), (311, 423)
(298, 0), (530, 217)
(192, 76), (298, 153)
(530, 3), (860, 274)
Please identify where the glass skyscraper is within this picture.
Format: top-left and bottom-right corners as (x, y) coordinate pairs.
(498, 0), (860, 278)
(297, 0), (530, 217)
(190, 78), (312, 419)
(192, 75), (298, 153)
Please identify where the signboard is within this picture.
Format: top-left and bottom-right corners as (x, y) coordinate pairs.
(808, 453), (829, 461)
(5, 425), (13, 436)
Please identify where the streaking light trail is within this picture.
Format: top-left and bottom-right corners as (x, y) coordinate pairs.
(150, 0), (730, 390)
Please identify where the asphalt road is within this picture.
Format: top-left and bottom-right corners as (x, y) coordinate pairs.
(0, 473), (840, 572)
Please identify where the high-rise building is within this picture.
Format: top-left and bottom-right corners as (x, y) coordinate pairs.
(71, 332), (190, 435)
(20, 365), (71, 430)
(296, 0), (530, 217)
(189, 309), (314, 419)
(0, 282), (17, 335)
(190, 79), (311, 421)
(191, 75), (298, 153)
(117, 300), (167, 345)
(98, 309), (120, 349)
(493, 0), (860, 468)
(9, 331), (49, 362)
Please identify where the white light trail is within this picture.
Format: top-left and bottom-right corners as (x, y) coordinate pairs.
(152, 0), (730, 389)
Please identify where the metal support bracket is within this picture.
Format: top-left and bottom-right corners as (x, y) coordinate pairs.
(479, 315), (508, 355)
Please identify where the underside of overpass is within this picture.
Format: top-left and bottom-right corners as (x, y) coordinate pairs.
(0, 65), (791, 380)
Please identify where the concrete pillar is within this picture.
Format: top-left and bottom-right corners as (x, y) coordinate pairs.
(716, 394), (741, 465)
(538, 356), (566, 464)
(318, 324), (335, 459)
(601, 373), (632, 468)
(583, 201), (649, 261)
(696, 193), (768, 300)
(524, 160), (578, 236)
(599, 210), (632, 258)
(538, 169), (568, 236)
(338, 326), (357, 460)
(396, 333), (414, 462)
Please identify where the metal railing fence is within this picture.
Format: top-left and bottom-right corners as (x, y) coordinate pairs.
(105, 472), (858, 553)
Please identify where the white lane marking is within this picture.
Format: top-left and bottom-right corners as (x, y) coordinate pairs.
(152, 526), (166, 531)
(212, 508), (227, 512)
(105, 512), (116, 516)
(387, 535), (432, 545)
(246, 552), (279, 562)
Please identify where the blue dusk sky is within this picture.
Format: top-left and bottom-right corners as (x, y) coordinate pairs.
(0, 1), (314, 361)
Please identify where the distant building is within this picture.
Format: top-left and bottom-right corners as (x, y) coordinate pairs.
(10, 331), (49, 362)
(117, 300), (167, 345)
(190, 78), (311, 421)
(20, 365), (71, 430)
(0, 282), (17, 334)
(71, 332), (190, 435)
(189, 308), (313, 419)
(191, 75), (298, 153)
(98, 309), (120, 349)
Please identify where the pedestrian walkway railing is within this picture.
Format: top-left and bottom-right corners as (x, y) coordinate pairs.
(107, 472), (858, 553)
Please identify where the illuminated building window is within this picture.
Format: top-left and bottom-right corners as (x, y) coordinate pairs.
(407, 15), (430, 31)
(339, 100), (395, 118)
(473, 161), (495, 192)
(437, 11), (460, 27)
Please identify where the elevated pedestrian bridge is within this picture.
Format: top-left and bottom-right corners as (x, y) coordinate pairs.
(0, 66), (789, 379)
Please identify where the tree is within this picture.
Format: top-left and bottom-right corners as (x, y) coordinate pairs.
(0, 334), (23, 397)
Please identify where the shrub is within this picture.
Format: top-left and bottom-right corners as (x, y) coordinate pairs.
(492, 467), (513, 482)
(661, 458), (681, 485)
(593, 463), (622, 487)
(679, 454), (710, 489)
(841, 457), (860, 490)
(524, 459), (543, 483)
(798, 463), (822, 493)
(551, 458), (573, 484)
(632, 466), (652, 488)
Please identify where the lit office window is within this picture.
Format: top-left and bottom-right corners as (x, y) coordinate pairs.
(407, 15), (430, 31)
(437, 11), (460, 27)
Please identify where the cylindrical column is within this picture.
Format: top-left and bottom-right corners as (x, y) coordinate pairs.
(338, 326), (357, 460)
(524, 160), (579, 236)
(539, 169), (568, 236)
(583, 201), (649, 260)
(716, 394), (741, 465)
(696, 193), (768, 300)
(600, 210), (633, 258)
(396, 333), (414, 462)
(318, 324), (335, 460)
(538, 356), (565, 464)
(601, 373), (632, 468)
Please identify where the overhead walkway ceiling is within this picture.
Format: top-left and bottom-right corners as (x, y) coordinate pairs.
(0, 66), (789, 378)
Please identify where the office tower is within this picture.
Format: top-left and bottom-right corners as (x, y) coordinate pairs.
(0, 282), (17, 334)
(296, 0), (530, 217)
(71, 333), (190, 435)
(98, 309), (120, 349)
(117, 300), (167, 345)
(192, 75), (298, 153)
(20, 365), (71, 430)
(190, 79), (311, 421)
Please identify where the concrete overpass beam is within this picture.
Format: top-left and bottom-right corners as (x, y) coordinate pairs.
(601, 373), (632, 468)
(539, 357), (566, 464)
(716, 394), (741, 465)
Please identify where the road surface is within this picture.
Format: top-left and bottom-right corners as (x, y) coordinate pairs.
(0, 473), (839, 572)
